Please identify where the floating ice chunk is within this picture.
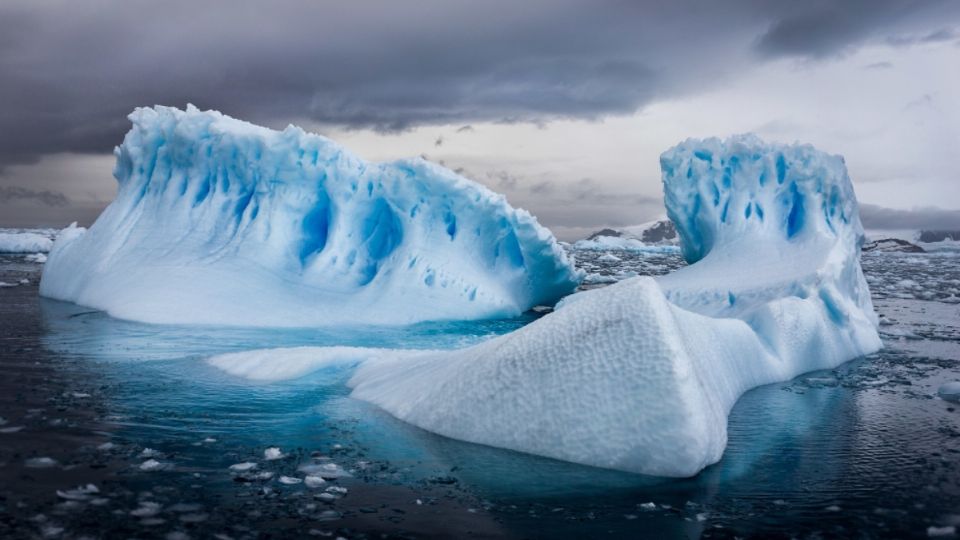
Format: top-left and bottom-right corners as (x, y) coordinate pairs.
(25, 457), (58, 468)
(40, 106), (580, 326)
(139, 448), (158, 458)
(597, 253), (622, 262)
(298, 461), (350, 479)
(228, 462), (258, 472)
(263, 447), (284, 461)
(25, 253), (48, 263)
(0, 426), (25, 434)
(279, 476), (302, 485)
(346, 135), (882, 477)
(0, 230), (54, 253)
(56, 484), (99, 501)
(938, 382), (960, 403)
(928, 525), (956, 537)
(304, 475), (326, 488)
(139, 459), (166, 471)
(131, 501), (162, 517)
(639, 502), (657, 511)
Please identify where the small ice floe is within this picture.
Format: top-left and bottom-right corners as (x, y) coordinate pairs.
(56, 484), (99, 501)
(263, 447), (284, 460)
(168, 503), (204, 513)
(325, 486), (347, 495)
(130, 501), (162, 517)
(304, 475), (326, 488)
(279, 476), (302, 485)
(927, 525), (956, 537)
(139, 459), (167, 471)
(203, 437), (217, 443)
(96, 442), (115, 451)
(938, 382), (960, 403)
(298, 461), (350, 479)
(228, 462), (258, 472)
(253, 471), (274, 481)
(40, 524), (65, 538)
(19, 278), (29, 285)
(0, 281), (16, 288)
(25, 457), (58, 468)
(597, 253), (622, 263)
(25, 253), (48, 263)
(139, 448), (159, 458)
(825, 505), (841, 512)
(1, 426), (25, 434)
(317, 510), (340, 521)
(639, 502), (657, 511)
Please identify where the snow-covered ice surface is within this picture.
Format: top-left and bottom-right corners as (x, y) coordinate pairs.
(39, 105), (580, 326)
(341, 135), (882, 476)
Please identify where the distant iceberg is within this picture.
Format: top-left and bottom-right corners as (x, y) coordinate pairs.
(0, 229), (57, 253)
(223, 134), (881, 477)
(40, 106), (581, 326)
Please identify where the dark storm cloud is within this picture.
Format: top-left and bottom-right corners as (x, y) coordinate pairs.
(0, 185), (69, 207)
(1, 0), (958, 170)
(753, 0), (958, 58)
(860, 204), (960, 230)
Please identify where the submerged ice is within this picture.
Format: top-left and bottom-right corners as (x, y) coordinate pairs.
(40, 106), (580, 326)
(216, 135), (882, 477)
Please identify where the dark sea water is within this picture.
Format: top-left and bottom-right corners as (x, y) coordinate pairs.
(1, 247), (958, 539)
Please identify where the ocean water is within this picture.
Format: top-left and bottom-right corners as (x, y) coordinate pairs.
(1, 245), (958, 538)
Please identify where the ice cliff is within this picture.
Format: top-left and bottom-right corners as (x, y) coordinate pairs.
(340, 135), (882, 477)
(39, 106), (581, 326)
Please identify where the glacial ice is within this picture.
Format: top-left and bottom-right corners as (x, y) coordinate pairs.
(215, 134), (882, 477)
(0, 229), (56, 253)
(39, 105), (580, 326)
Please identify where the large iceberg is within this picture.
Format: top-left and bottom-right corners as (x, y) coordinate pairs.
(329, 135), (879, 477)
(40, 106), (580, 326)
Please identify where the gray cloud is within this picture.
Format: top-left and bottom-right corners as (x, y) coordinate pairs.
(1, 0), (958, 170)
(860, 203), (960, 230)
(754, 1), (959, 59)
(0, 185), (69, 206)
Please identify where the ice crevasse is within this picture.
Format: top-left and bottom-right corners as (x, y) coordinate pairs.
(39, 106), (581, 326)
(225, 134), (882, 477)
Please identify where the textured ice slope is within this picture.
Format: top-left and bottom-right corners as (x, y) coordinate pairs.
(344, 135), (882, 477)
(40, 106), (580, 326)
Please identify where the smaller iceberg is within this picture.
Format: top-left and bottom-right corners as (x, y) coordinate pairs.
(338, 135), (881, 477)
(40, 106), (580, 326)
(0, 229), (57, 253)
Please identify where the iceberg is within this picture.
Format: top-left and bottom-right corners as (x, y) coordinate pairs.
(340, 135), (882, 477)
(39, 106), (581, 326)
(0, 229), (56, 253)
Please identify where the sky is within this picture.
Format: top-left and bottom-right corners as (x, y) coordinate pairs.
(1, 0), (958, 240)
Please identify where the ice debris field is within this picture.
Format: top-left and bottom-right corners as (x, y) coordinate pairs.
(39, 105), (581, 326)
(40, 107), (882, 478)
